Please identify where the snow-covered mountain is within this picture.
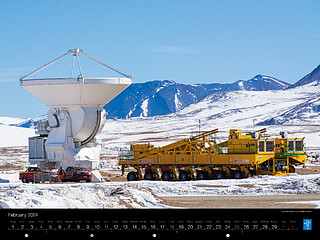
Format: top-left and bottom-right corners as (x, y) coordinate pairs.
(96, 64), (320, 151)
(259, 64), (320, 125)
(14, 115), (47, 128)
(101, 81), (320, 151)
(229, 75), (289, 91)
(258, 81), (320, 125)
(290, 64), (320, 88)
(104, 80), (226, 119)
(104, 75), (290, 119)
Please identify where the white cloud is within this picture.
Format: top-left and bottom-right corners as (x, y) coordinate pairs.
(0, 67), (30, 82)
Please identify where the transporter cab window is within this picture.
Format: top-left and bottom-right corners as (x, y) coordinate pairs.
(295, 140), (303, 152)
(266, 140), (274, 152)
(259, 141), (265, 152)
(288, 140), (294, 152)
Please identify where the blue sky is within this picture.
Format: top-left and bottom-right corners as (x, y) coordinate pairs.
(0, 0), (320, 118)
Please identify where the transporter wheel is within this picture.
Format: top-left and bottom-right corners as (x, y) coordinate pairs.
(161, 172), (171, 181)
(213, 171), (224, 180)
(233, 171), (243, 179)
(249, 169), (256, 176)
(144, 171), (154, 180)
(197, 171), (207, 180)
(127, 172), (138, 181)
(179, 171), (189, 181)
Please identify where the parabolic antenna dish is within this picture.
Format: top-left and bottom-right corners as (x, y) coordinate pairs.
(20, 49), (132, 107)
(21, 77), (131, 107)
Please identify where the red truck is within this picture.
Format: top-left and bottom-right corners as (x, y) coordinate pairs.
(19, 167), (59, 183)
(60, 166), (92, 182)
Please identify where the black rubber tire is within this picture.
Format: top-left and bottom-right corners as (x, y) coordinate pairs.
(22, 176), (28, 183)
(144, 172), (154, 180)
(179, 171), (189, 181)
(233, 171), (243, 179)
(161, 172), (171, 181)
(127, 172), (138, 181)
(214, 171), (224, 180)
(197, 171), (206, 180)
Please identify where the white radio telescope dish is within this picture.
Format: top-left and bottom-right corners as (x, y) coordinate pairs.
(20, 49), (132, 181)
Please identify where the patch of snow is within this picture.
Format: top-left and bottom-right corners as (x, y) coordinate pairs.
(140, 98), (149, 117)
(1, 173), (319, 208)
(0, 182), (169, 208)
(174, 92), (182, 111)
(163, 81), (175, 87)
(280, 200), (320, 208)
(238, 81), (244, 90)
(0, 117), (26, 125)
(156, 86), (164, 92)
(0, 125), (35, 147)
(138, 174), (320, 197)
(126, 103), (138, 118)
(268, 77), (289, 87)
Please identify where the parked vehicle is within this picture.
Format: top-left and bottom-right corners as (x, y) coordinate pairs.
(19, 167), (58, 183)
(62, 166), (92, 182)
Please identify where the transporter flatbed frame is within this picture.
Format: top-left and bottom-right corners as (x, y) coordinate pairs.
(119, 128), (307, 181)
